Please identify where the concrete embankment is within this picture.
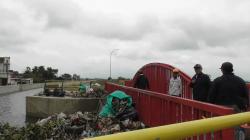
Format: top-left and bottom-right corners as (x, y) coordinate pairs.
(0, 83), (44, 95)
(26, 96), (104, 118)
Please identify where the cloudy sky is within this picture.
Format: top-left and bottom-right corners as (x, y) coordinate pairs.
(0, 0), (250, 80)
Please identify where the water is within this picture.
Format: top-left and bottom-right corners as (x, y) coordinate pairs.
(0, 88), (43, 126)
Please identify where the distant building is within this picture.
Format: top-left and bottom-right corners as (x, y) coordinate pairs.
(20, 78), (33, 84)
(0, 57), (33, 85)
(0, 57), (10, 85)
(8, 70), (20, 85)
(9, 78), (33, 85)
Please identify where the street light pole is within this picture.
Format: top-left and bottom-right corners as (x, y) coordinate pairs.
(109, 49), (119, 80)
(109, 54), (111, 79)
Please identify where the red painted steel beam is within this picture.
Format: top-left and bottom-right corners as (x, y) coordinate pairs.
(106, 82), (234, 116)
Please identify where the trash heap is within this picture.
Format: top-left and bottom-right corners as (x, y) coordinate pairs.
(65, 83), (107, 98)
(0, 111), (145, 140)
(0, 90), (145, 140)
(81, 85), (107, 98)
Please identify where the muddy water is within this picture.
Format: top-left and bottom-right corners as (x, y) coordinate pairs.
(0, 88), (43, 126)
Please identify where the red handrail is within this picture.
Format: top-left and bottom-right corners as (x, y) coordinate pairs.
(126, 63), (193, 99)
(105, 82), (235, 140)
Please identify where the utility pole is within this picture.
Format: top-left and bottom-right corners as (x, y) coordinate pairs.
(109, 49), (119, 80)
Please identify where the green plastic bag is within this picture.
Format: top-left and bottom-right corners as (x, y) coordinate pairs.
(99, 90), (132, 117)
(79, 83), (86, 94)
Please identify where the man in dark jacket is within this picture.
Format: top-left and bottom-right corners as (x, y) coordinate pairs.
(190, 64), (211, 102)
(134, 70), (150, 90)
(208, 62), (249, 111)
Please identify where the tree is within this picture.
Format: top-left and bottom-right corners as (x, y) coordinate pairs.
(118, 76), (127, 80)
(32, 66), (39, 74)
(72, 74), (80, 80)
(24, 66), (59, 83)
(61, 73), (72, 80)
(23, 67), (32, 78)
(46, 67), (58, 80)
(38, 66), (45, 77)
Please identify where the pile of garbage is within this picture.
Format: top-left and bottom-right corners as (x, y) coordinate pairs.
(41, 82), (108, 98)
(0, 111), (145, 140)
(0, 119), (66, 140)
(1, 90), (145, 139)
(65, 83), (108, 98)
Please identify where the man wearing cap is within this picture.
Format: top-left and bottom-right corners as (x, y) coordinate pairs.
(169, 68), (182, 97)
(190, 64), (211, 102)
(209, 63), (249, 140)
(208, 62), (249, 112)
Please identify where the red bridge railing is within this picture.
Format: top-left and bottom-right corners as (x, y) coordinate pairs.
(125, 63), (193, 99)
(105, 82), (235, 140)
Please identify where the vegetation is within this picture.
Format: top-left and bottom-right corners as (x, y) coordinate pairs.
(0, 120), (68, 140)
(117, 76), (130, 80)
(23, 66), (81, 83)
(23, 66), (58, 83)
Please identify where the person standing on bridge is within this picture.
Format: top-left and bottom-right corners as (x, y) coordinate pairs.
(208, 62), (249, 140)
(169, 68), (182, 97)
(190, 64), (211, 102)
(134, 70), (150, 90)
(208, 62), (249, 112)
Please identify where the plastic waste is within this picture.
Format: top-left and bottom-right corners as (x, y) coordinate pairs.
(0, 109), (145, 139)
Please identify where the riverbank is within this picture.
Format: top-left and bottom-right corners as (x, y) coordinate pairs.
(0, 83), (44, 95)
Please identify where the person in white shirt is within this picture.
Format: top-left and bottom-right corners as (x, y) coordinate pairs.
(169, 68), (182, 97)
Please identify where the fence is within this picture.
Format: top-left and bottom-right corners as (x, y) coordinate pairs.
(125, 63), (193, 99)
(105, 82), (235, 140)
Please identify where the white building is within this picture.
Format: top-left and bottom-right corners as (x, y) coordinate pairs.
(0, 57), (10, 85)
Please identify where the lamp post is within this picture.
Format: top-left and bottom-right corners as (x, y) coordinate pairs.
(109, 49), (119, 80)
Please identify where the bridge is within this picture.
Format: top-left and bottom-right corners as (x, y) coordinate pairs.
(102, 63), (250, 140)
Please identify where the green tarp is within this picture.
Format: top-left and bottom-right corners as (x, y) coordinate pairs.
(99, 90), (132, 117)
(79, 83), (86, 93)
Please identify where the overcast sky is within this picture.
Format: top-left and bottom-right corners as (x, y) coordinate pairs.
(0, 0), (250, 80)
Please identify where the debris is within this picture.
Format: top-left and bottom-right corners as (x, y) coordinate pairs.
(93, 83), (101, 87)
(57, 112), (67, 120)
(0, 111), (145, 140)
(42, 83), (107, 98)
(1, 91), (145, 139)
(36, 116), (52, 126)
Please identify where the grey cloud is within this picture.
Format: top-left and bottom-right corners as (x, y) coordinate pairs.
(2, 0), (250, 80)
(23, 0), (159, 41)
(208, 47), (239, 58)
(155, 36), (199, 51)
(0, 3), (38, 50)
(119, 51), (155, 60)
(23, 0), (82, 29)
(150, 16), (250, 52)
(74, 15), (159, 41)
(113, 43), (158, 60)
(148, 28), (199, 51)
(172, 18), (250, 47)
(0, 25), (34, 49)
